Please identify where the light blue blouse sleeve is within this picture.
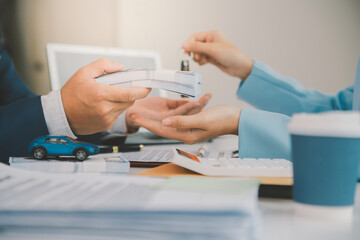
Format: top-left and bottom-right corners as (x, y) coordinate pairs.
(236, 60), (353, 160)
(236, 60), (354, 116)
(238, 108), (292, 159)
(240, 107), (360, 179)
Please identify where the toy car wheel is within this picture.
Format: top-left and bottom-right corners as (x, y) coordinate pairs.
(74, 148), (88, 161)
(32, 146), (47, 160)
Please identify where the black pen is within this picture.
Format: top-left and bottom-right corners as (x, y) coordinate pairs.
(99, 144), (143, 153)
(232, 150), (239, 158)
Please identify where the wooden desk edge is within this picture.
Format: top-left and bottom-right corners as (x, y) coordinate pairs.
(137, 163), (293, 186)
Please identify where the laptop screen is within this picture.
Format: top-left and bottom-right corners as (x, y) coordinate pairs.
(47, 43), (165, 97)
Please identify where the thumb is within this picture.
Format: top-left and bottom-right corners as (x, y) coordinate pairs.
(183, 41), (217, 58)
(85, 58), (124, 78)
(162, 114), (204, 129)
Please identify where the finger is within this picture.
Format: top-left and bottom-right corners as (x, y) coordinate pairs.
(207, 57), (226, 71)
(193, 53), (201, 62)
(101, 85), (151, 102)
(169, 101), (201, 116)
(198, 55), (209, 65)
(139, 101), (199, 120)
(167, 94), (211, 116)
(130, 113), (188, 140)
(198, 93), (212, 106)
(191, 32), (209, 42)
(131, 113), (208, 144)
(166, 99), (191, 109)
(110, 101), (134, 113)
(162, 114), (205, 129)
(129, 107), (160, 120)
(183, 31), (211, 47)
(182, 94), (211, 115)
(193, 93), (212, 109)
(183, 41), (217, 58)
(84, 58), (124, 78)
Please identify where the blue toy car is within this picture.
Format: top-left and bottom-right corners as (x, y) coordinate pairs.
(28, 136), (100, 161)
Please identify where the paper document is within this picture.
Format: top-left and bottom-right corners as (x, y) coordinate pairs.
(0, 163), (260, 239)
(119, 148), (234, 164)
(9, 154), (130, 173)
(153, 176), (261, 194)
(96, 68), (202, 98)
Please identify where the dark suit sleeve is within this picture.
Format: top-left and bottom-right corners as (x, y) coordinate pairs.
(0, 37), (49, 164)
(0, 32), (124, 163)
(0, 96), (49, 162)
(0, 42), (35, 105)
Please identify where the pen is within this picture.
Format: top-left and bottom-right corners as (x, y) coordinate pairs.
(99, 144), (144, 153)
(196, 145), (208, 158)
(232, 150), (239, 158)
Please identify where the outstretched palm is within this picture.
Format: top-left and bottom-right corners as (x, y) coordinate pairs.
(126, 94), (211, 132)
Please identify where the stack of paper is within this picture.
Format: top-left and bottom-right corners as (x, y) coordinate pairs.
(96, 68), (202, 98)
(0, 163), (260, 239)
(8, 154), (130, 173)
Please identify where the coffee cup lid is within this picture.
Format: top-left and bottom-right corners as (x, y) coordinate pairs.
(287, 111), (360, 138)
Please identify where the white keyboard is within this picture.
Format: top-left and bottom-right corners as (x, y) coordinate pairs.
(173, 148), (293, 177)
(207, 158), (292, 169)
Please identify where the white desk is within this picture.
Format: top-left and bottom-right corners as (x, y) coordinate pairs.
(259, 186), (360, 240)
(5, 136), (357, 239)
(130, 135), (360, 240)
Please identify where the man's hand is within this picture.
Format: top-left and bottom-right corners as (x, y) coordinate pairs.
(183, 30), (253, 80)
(125, 94), (212, 133)
(61, 58), (151, 135)
(129, 105), (240, 144)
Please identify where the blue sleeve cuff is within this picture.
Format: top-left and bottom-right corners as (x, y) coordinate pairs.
(238, 108), (292, 160)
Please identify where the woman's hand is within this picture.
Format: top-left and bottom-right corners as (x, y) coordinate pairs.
(125, 94), (212, 133)
(183, 30), (253, 80)
(129, 105), (241, 144)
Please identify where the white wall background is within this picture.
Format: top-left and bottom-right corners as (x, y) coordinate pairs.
(118, 0), (360, 108)
(16, 0), (360, 109)
(14, 0), (119, 93)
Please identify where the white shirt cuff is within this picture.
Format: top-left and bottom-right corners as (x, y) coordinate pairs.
(107, 112), (127, 135)
(41, 90), (77, 139)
